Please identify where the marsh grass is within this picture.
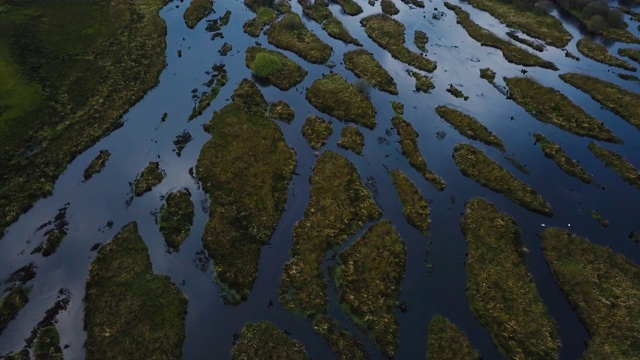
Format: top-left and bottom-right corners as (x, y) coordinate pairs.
(265, 12), (333, 64)
(533, 133), (592, 183)
(506, 31), (545, 52)
(268, 100), (295, 123)
(84, 223), (188, 359)
(436, 106), (504, 151)
(334, 0), (363, 15)
(576, 39), (636, 71)
(381, 0), (399, 15)
(344, 49), (398, 95)
(243, 6), (277, 37)
(453, 144), (553, 216)
(232, 321), (309, 360)
(427, 314), (480, 360)
(302, 115), (333, 150)
(322, 18), (361, 45)
(189, 64), (228, 121)
(446, 84), (469, 100)
(541, 228), (640, 359)
(34, 325), (62, 360)
(409, 71), (435, 93)
(83, 150), (111, 181)
(414, 30), (429, 52)
(462, 198), (560, 359)
(133, 162), (165, 197)
(504, 76), (620, 143)
(246, 47), (307, 90)
(313, 315), (368, 360)
(337, 126), (365, 155)
(588, 141), (640, 189)
(183, 0), (213, 29)
(479, 68), (496, 83)
(2, 349), (29, 360)
(618, 47), (640, 64)
(159, 189), (194, 252)
(0, 285), (29, 334)
(390, 170), (430, 234)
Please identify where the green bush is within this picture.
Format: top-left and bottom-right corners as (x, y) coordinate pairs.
(250, 52), (282, 78)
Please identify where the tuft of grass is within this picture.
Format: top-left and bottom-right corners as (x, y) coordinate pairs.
(232, 321), (309, 360)
(409, 71), (435, 93)
(436, 105), (504, 150)
(332, 221), (406, 358)
(313, 315), (369, 360)
(83, 149), (111, 181)
(183, 0), (213, 29)
(392, 114), (446, 191)
(337, 126), (365, 155)
(133, 162), (165, 197)
(479, 67), (496, 83)
(302, 115), (333, 150)
(576, 39), (636, 71)
(280, 151), (381, 318)
(618, 47), (640, 64)
(344, 49), (398, 95)
(462, 198), (560, 359)
(414, 30), (429, 52)
(265, 12), (333, 64)
(427, 314), (480, 360)
(268, 100), (295, 123)
(390, 170), (430, 234)
(360, 14), (437, 72)
(533, 133), (592, 184)
(0, 285), (29, 334)
(504, 76), (620, 143)
(159, 189), (194, 252)
(84, 222), (188, 359)
(541, 228), (640, 359)
(444, 3), (557, 70)
(453, 144), (553, 216)
(243, 6), (277, 37)
(246, 47), (307, 90)
(381, 0), (399, 15)
(588, 141), (640, 189)
(306, 73), (377, 129)
(34, 325), (63, 360)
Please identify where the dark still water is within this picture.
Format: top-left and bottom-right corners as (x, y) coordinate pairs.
(1, 0), (639, 358)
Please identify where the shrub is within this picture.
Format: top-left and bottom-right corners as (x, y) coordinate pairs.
(250, 52), (282, 78)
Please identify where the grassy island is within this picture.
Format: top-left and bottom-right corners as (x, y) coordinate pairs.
(410, 71), (435, 93)
(337, 126), (365, 155)
(344, 49), (398, 95)
(232, 321), (309, 360)
(298, 0), (360, 44)
(246, 47), (308, 91)
(381, 0), (400, 15)
(588, 142), (640, 189)
(34, 325), (63, 360)
(414, 30), (429, 52)
(436, 106), (504, 151)
(479, 68), (496, 83)
(533, 133), (592, 184)
(84, 223), (188, 359)
(462, 198), (560, 359)
(183, 0), (213, 29)
(427, 314), (480, 360)
(243, 6), (277, 37)
(322, 18), (361, 45)
(265, 13), (333, 64)
(334, 0), (362, 15)
(83, 150), (111, 181)
(390, 170), (430, 234)
(619, 47), (640, 64)
(268, 100), (295, 123)
(302, 115), (333, 150)
(0, 285), (29, 334)
(313, 315), (369, 360)
(576, 39), (636, 71)
(133, 162), (165, 197)
(159, 189), (194, 252)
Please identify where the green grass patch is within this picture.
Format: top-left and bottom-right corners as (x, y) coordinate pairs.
(409, 71), (435, 93)
(392, 114), (446, 191)
(268, 100), (295, 123)
(506, 31), (545, 52)
(189, 64), (228, 121)
(332, 221), (406, 358)
(381, 0), (399, 15)
(479, 68), (496, 83)
(344, 49), (398, 95)
(302, 115), (333, 150)
(618, 47), (640, 64)
(183, 0), (213, 29)
(280, 151), (381, 318)
(427, 314), (480, 360)
(453, 144), (553, 216)
(390, 170), (430, 234)
(504, 76), (620, 143)
(533, 133), (592, 184)
(462, 198), (560, 359)
(34, 325), (63, 360)
(588, 141), (640, 189)
(446, 84), (469, 100)
(334, 0), (363, 15)
(84, 223), (188, 359)
(313, 315), (368, 360)
(0, 285), (29, 334)
(299, 0), (333, 23)
(232, 321), (309, 359)
(391, 101), (404, 115)
(306, 73), (377, 129)
(436, 105), (504, 151)
(321, 17), (361, 45)
(83, 149), (111, 182)
(3, 349), (30, 360)
(246, 47), (307, 90)
(541, 228), (640, 359)
(414, 30), (429, 52)
(576, 39), (636, 71)
(337, 126), (364, 155)
(361, 14), (437, 72)
(265, 12), (333, 64)
(133, 162), (165, 197)
(159, 189), (194, 252)
(243, 6), (277, 37)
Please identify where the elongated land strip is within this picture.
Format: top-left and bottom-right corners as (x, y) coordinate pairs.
(159, 189), (195, 252)
(344, 49), (398, 95)
(588, 142), (640, 189)
(313, 315), (369, 360)
(435, 105), (504, 151)
(533, 133), (592, 184)
(576, 39), (636, 71)
(232, 321), (310, 360)
(427, 314), (480, 360)
(390, 169), (430, 234)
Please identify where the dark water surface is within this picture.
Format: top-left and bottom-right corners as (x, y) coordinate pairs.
(1, 0), (639, 358)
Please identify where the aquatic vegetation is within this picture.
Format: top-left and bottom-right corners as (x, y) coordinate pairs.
(183, 0), (213, 29)
(133, 162), (165, 197)
(205, 9), (232, 34)
(246, 47), (307, 90)
(332, 221), (406, 358)
(504, 76), (620, 143)
(298, 0), (332, 22)
(390, 170), (430, 234)
(321, 18), (361, 45)
(337, 126), (365, 155)
(618, 73), (640, 83)
(414, 30), (429, 52)
(392, 114), (446, 191)
(189, 64), (228, 121)
(250, 52), (282, 78)
(3, 350), (30, 360)
(462, 198), (560, 359)
(453, 144), (553, 216)
(306, 73), (377, 129)
(506, 31), (545, 52)
(463, 0), (571, 47)
(173, 130), (193, 157)
(360, 14), (437, 72)
(427, 314), (480, 360)
(533, 133), (592, 184)
(32, 205), (69, 257)
(391, 101), (404, 115)
(409, 71), (435, 93)
(334, 0), (363, 15)
(268, 100), (296, 123)
(559, 72), (640, 132)
(197, 80), (296, 304)
(83, 150), (111, 181)
(565, 50), (580, 61)
(302, 115), (334, 150)
(446, 84), (469, 100)
(618, 47), (640, 64)
(34, 325), (63, 360)
(280, 151), (381, 318)
(576, 39), (636, 71)
(588, 142), (640, 189)
(402, 0), (425, 8)
(0, 285), (29, 334)
(265, 12), (333, 64)
(435, 105), (504, 151)
(381, 0), (399, 15)
(231, 321), (309, 360)
(159, 189), (194, 252)
(541, 228), (640, 359)
(243, 6), (277, 37)
(444, 3), (558, 70)
(313, 315), (368, 360)
(344, 49), (398, 95)
(84, 223), (188, 359)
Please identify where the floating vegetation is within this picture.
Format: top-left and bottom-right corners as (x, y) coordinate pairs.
(183, 0), (212, 29)
(133, 162), (165, 197)
(0, 285), (29, 334)
(205, 9), (231, 35)
(3, 349), (30, 360)
(504, 76), (620, 143)
(618, 73), (640, 82)
(559, 72), (640, 132)
(334, 0), (363, 15)
(427, 314), (480, 360)
(444, 3), (557, 70)
(392, 114), (446, 191)
(576, 39), (636, 71)
(246, 47), (307, 90)
(337, 126), (365, 155)
(219, 42), (232, 56)
(173, 130), (193, 157)
(302, 115), (333, 150)
(268, 100), (295, 123)
(381, 0), (399, 15)
(84, 223), (188, 359)
(306, 73), (377, 129)
(541, 228), (640, 359)
(332, 221), (406, 358)
(618, 47), (640, 64)
(32, 205), (69, 257)
(409, 71), (435, 93)
(414, 30), (429, 52)
(462, 198), (560, 359)
(402, 0), (425, 8)
(34, 325), (63, 360)
(505, 154), (530, 175)
(629, 231), (640, 243)
(435, 105), (504, 151)
(266, 13), (333, 64)
(453, 144), (553, 216)
(506, 31), (545, 52)
(390, 170), (430, 234)
(189, 64), (228, 121)
(446, 84), (469, 100)
(3, 263), (37, 285)
(280, 151), (381, 318)
(588, 141), (640, 189)
(197, 80), (296, 304)
(83, 150), (111, 181)
(313, 315), (368, 360)
(344, 49), (398, 95)
(361, 14), (437, 72)
(591, 209), (609, 227)
(533, 133), (592, 183)
(231, 321), (309, 360)
(159, 189), (194, 252)
(565, 50), (580, 60)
